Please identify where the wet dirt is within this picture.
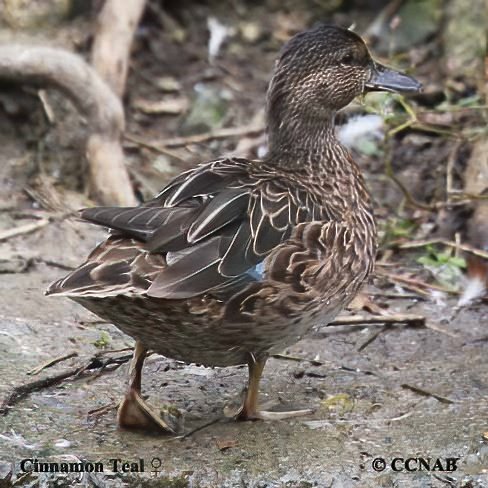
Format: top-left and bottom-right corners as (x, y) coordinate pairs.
(0, 1), (487, 487)
(0, 219), (487, 487)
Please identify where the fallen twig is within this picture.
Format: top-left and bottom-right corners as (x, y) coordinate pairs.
(179, 417), (224, 440)
(339, 364), (381, 377)
(38, 89), (55, 123)
(357, 326), (388, 352)
(448, 191), (488, 202)
(0, 219), (50, 242)
(369, 291), (426, 300)
(27, 352), (78, 376)
(401, 383), (454, 404)
(130, 123), (265, 149)
(35, 258), (75, 271)
(376, 269), (457, 295)
(462, 334), (488, 346)
(124, 134), (187, 161)
(389, 410), (415, 422)
(0, 353), (133, 415)
(0, 367), (85, 415)
(0, 211), (74, 242)
(97, 347), (135, 355)
(272, 353), (309, 362)
(85, 354), (134, 384)
(87, 402), (119, 426)
(397, 238), (488, 260)
(328, 313), (425, 326)
(424, 322), (458, 338)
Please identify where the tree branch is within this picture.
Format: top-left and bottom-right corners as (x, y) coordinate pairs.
(91, 0), (146, 98)
(0, 44), (137, 206)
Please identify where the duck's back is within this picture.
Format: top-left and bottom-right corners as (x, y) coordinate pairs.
(46, 154), (374, 366)
(48, 157), (322, 300)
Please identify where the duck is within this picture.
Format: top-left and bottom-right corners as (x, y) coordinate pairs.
(46, 24), (421, 433)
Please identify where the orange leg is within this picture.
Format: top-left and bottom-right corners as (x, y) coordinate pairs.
(236, 355), (314, 421)
(117, 341), (183, 434)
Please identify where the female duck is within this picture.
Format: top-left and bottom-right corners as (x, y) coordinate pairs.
(47, 24), (421, 433)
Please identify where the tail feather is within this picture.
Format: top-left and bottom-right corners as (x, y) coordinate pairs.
(45, 238), (156, 298)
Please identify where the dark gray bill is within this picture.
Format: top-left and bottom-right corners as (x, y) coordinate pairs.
(366, 62), (422, 93)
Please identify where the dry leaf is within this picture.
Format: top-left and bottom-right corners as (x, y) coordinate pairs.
(348, 293), (386, 315)
(216, 438), (238, 451)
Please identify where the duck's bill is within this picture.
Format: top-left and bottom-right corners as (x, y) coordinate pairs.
(366, 63), (422, 93)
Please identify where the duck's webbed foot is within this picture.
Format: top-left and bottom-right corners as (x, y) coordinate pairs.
(118, 389), (184, 434)
(231, 355), (315, 421)
(117, 342), (184, 434)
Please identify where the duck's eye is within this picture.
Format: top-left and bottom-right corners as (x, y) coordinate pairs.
(340, 53), (354, 65)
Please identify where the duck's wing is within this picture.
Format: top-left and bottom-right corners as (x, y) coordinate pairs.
(47, 158), (322, 299)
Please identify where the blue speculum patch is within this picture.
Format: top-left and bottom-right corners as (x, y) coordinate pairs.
(246, 261), (265, 281)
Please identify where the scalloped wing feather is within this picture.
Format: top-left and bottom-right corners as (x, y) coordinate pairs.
(45, 237), (164, 297)
(47, 158), (334, 300)
(223, 220), (371, 324)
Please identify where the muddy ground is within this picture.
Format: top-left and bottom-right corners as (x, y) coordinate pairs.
(0, 1), (487, 487)
(1, 221), (487, 487)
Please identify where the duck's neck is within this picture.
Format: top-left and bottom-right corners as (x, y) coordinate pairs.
(265, 106), (376, 236)
(266, 110), (340, 170)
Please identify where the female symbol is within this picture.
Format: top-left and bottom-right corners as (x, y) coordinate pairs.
(150, 457), (162, 478)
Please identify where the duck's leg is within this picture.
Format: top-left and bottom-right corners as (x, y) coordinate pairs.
(236, 354), (314, 421)
(117, 341), (183, 434)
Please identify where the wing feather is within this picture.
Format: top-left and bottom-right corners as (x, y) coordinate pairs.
(51, 158), (334, 299)
(147, 235), (233, 298)
(187, 189), (250, 243)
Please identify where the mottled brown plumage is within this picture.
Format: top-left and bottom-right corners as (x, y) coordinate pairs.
(46, 24), (421, 432)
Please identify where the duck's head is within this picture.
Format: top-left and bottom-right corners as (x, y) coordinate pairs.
(267, 24), (422, 125)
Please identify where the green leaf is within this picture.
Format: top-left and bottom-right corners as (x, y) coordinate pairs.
(449, 256), (467, 269)
(417, 255), (438, 267)
(93, 331), (111, 349)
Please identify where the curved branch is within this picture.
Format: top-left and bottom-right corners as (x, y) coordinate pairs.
(91, 0), (146, 98)
(0, 45), (124, 135)
(0, 44), (137, 206)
